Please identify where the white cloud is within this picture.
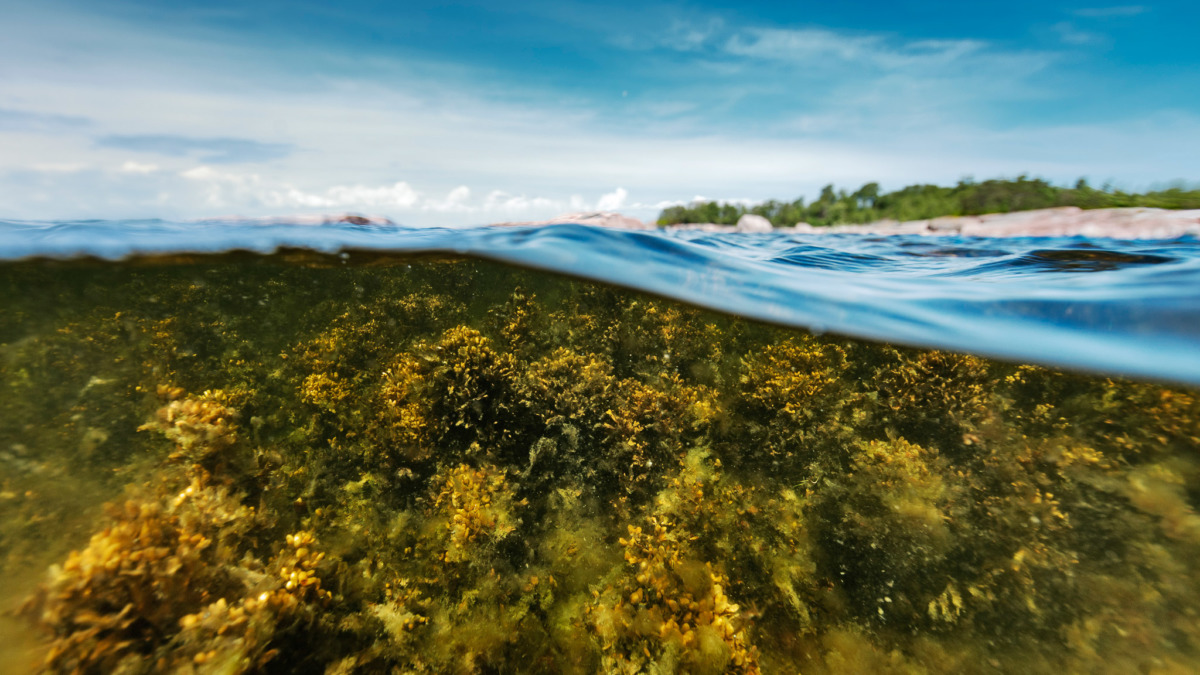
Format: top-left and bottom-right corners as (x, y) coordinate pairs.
(596, 187), (627, 211)
(169, 168), (646, 222)
(120, 160), (159, 174)
(0, 3), (1193, 226)
(325, 182), (421, 209)
(667, 17), (727, 51)
(181, 166), (227, 181)
(6, 94), (1192, 226)
(483, 190), (560, 214)
(724, 28), (985, 69)
(726, 28), (879, 63)
(614, 16), (726, 52)
(444, 185), (470, 205)
(179, 171), (422, 210)
(180, 165), (265, 207)
(268, 187), (331, 209)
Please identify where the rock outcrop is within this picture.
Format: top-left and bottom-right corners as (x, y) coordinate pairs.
(790, 207), (1200, 239)
(197, 213), (397, 226)
(489, 212), (652, 230)
(654, 207), (1200, 238)
(736, 214), (773, 233)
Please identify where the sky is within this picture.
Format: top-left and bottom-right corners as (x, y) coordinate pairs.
(1, 0), (1197, 225)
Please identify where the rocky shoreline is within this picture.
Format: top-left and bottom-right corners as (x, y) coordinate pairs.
(495, 207), (1200, 239)
(789, 206), (1200, 239)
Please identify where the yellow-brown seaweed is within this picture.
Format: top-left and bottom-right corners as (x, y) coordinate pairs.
(0, 256), (1197, 673)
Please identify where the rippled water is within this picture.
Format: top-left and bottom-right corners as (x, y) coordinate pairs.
(1, 218), (1199, 673)
(2, 219), (1198, 383)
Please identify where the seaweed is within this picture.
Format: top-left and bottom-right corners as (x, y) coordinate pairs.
(1, 256), (1198, 673)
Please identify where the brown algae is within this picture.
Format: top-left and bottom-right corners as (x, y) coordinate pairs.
(0, 254), (1198, 673)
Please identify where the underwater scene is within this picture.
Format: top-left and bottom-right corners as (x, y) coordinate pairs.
(1, 237), (1199, 674)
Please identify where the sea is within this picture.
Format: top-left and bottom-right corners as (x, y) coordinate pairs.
(1, 218), (1198, 673)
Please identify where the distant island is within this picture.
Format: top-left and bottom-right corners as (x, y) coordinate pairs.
(657, 176), (1200, 228)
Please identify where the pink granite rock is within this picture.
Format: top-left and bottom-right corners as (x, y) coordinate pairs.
(788, 207), (1200, 239)
(489, 211), (652, 229)
(198, 213), (397, 226)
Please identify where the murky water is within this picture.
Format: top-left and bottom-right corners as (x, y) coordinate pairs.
(1, 253), (1197, 673)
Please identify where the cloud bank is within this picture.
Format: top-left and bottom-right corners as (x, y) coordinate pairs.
(98, 135), (295, 163)
(0, 1), (1195, 224)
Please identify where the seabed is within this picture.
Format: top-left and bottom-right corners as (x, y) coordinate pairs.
(1, 254), (1198, 674)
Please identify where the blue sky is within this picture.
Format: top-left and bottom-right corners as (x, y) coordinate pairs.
(1, 0), (1197, 225)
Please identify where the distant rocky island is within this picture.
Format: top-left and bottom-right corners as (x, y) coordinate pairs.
(492, 206), (1200, 239)
(494, 176), (1200, 238)
(656, 176), (1200, 228)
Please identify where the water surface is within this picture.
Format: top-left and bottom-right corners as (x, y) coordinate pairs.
(3, 219), (1199, 384)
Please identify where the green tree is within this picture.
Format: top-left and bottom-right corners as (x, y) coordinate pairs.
(655, 176), (1200, 228)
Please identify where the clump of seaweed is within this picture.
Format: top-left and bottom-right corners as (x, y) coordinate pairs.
(519, 348), (616, 432)
(1088, 379), (1200, 462)
(17, 376), (340, 674)
(292, 311), (406, 430)
(21, 463), (337, 674)
(814, 437), (961, 625)
(597, 375), (719, 506)
(510, 347), (618, 498)
(362, 461), (566, 673)
(588, 516), (760, 673)
(490, 289), (549, 358)
(617, 302), (729, 385)
(865, 347), (991, 451)
(538, 288), (729, 384)
(426, 463), (523, 566)
(721, 336), (855, 480)
(376, 326), (534, 467)
(167, 529), (332, 673)
(140, 387), (238, 461)
(374, 353), (435, 465)
(22, 480), (255, 672)
(662, 452), (820, 638)
(289, 287), (467, 437)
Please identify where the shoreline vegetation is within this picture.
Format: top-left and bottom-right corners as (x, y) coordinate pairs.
(656, 176), (1200, 228)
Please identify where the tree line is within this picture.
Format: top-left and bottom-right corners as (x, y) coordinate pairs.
(657, 176), (1200, 227)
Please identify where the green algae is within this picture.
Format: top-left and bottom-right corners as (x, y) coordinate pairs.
(1, 254), (1199, 673)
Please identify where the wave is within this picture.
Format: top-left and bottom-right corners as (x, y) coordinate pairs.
(2, 218), (1199, 385)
